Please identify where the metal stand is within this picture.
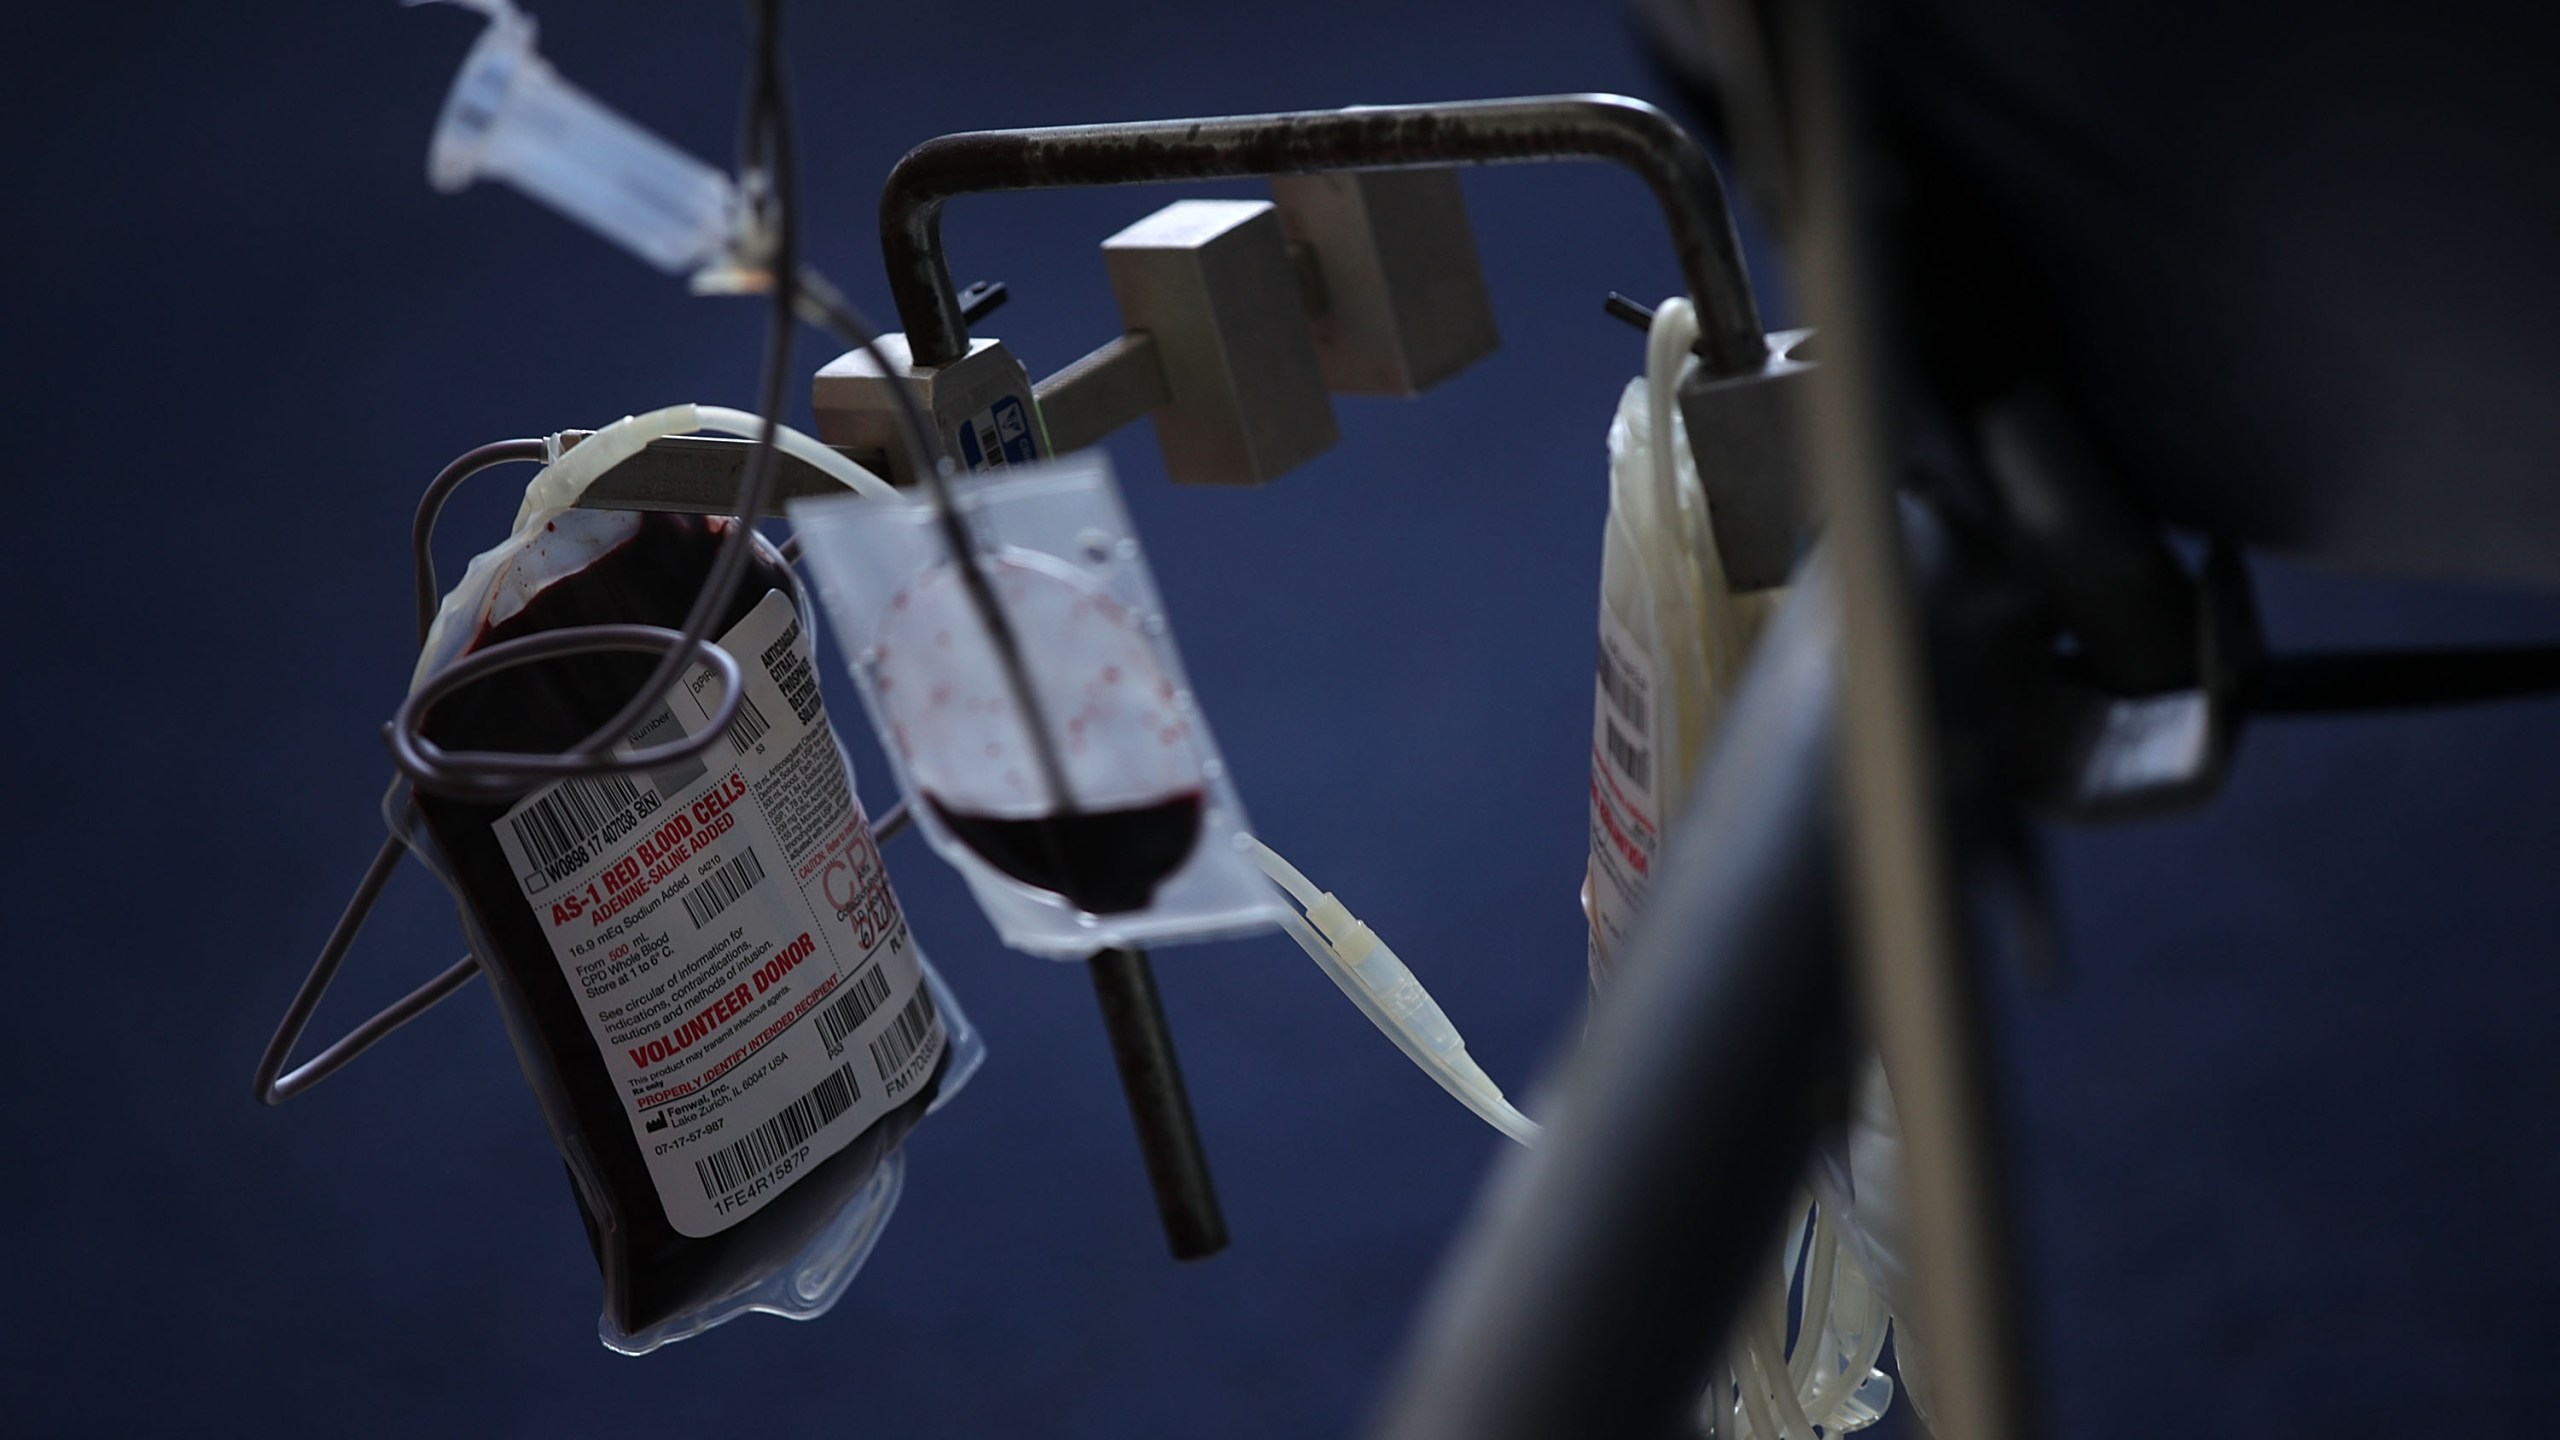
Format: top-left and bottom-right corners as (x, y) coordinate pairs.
(1087, 947), (1228, 1260)
(875, 94), (1768, 377)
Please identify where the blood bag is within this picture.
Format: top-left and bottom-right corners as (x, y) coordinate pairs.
(882, 557), (1204, 913)
(398, 420), (979, 1353)
(1584, 300), (1779, 988)
(790, 452), (1283, 958)
(1586, 303), (1904, 1437)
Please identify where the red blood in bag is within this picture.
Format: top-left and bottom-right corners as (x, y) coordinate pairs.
(412, 513), (944, 1338)
(926, 791), (1203, 915)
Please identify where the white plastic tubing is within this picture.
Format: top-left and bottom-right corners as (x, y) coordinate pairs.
(415, 406), (896, 691)
(1245, 837), (1540, 1146)
(1645, 297), (1752, 696)
(512, 404), (897, 534)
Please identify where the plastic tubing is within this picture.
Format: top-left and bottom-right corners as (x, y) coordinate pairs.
(1793, 1212), (1894, 1432)
(1271, 906), (1538, 1146)
(1713, 1201), (1892, 1440)
(413, 403), (892, 680)
(1735, 1352), (1785, 1440)
(1647, 295), (1753, 690)
(697, 405), (898, 498)
(1806, 1269), (1894, 1429)
(1790, 1212), (1840, 1394)
(1247, 837), (1539, 1146)
(507, 403), (894, 534)
(1645, 298), (1697, 536)
(1811, 1239), (1877, 1415)
(1750, 1278), (1819, 1439)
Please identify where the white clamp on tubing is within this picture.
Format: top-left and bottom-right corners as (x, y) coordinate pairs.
(1245, 836), (1538, 1146)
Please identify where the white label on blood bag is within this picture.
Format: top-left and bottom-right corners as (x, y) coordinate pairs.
(1586, 600), (1661, 984)
(492, 590), (946, 1238)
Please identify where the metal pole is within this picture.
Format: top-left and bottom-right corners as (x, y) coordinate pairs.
(876, 94), (1767, 378)
(1087, 946), (1228, 1260)
(1791, 4), (2031, 1435)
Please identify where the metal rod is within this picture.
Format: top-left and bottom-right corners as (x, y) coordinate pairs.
(878, 94), (1766, 378)
(255, 834), (482, 1105)
(1791, 4), (2031, 1435)
(1086, 946), (1228, 1260)
(1603, 290), (1660, 332)
(1034, 331), (1171, 455)
(1366, 555), (1849, 1440)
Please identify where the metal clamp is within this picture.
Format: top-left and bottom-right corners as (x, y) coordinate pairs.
(1089, 197), (1341, 486)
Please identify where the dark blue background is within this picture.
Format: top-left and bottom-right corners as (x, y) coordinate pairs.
(5, 2), (2559, 1436)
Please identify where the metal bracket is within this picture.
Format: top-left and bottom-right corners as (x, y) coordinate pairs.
(2019, 539), (2258, 819)
(1097, 198), (1340, 486)
(1027, 171), (1499, 482)
(1270, 168), (1500, 396)
(858, 94), (1818, 528)
(877, 95), (1766, 376)
(1678, 327), (1818, 591)
(811, 334), (1044, 486)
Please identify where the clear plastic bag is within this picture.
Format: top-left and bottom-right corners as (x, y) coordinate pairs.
(1584, 299), (1780, 988)
(1582, 305), (1901, 1435)
(398, 421), (979, 1352)
(790, 452), (1284, 958)
(1807, 1060), (1938, 1432)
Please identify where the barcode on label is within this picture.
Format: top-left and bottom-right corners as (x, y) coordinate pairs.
(869, 987), (939, 1082)
(692, 1059), (862, 1200)
(681, 848), (767, 929)
(724, 691), (771, 755)
(509, 772), (643, 874)
(1604, 716), (1652, 792)
(1597, 643), (1650, 736)
(812, 965), (896, 1059)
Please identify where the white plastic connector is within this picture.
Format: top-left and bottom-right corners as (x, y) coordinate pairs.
(1245, 836), (1538, 1145)
(413, 0), (742, 276)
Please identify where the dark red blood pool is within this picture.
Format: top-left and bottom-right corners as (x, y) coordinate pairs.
(926, 792), (1203, 915)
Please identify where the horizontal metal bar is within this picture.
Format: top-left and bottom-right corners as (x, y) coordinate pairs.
(879, 94), (1766, 377)
(573, 434), (893, 514)
(1034, 331), (1171, 455)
